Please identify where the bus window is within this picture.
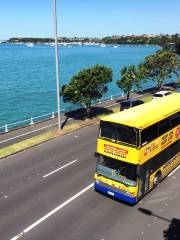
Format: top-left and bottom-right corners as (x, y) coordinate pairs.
(100, 121), (137, 146)
(100, 121), (116, 141)
(116, 124), (137, 146)
(141, 123), (158, 146)
(96, 155), (137, 186)
(159, 118), (171, 136)
(171, 112), (180, 128)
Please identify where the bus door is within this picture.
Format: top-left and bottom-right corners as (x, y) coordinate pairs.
(138, 164), (150, 197)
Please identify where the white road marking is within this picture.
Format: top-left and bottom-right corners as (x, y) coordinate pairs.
(43, 159), (78, 178)
(167, 165), (180, 177)
(10, 183), (94, 240)
(0, 122), (58, 144)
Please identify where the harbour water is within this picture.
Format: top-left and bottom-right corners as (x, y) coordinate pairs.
(0, 43), (160, 126)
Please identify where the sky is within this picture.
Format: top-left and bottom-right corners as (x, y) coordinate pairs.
(0, 0), (180, 39)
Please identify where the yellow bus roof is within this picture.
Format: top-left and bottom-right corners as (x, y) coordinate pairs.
(101, 92), (180, 129)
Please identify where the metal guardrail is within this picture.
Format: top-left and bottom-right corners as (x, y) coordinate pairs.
(0, 93), (125, 133)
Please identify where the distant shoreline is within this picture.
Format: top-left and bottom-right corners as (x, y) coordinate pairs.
(3, 34), (180, 46)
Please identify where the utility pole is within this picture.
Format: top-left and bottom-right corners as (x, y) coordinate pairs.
(53, 0), (61, 130)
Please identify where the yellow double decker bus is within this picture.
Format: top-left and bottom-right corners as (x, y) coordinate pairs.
(94, 93), (180, 204)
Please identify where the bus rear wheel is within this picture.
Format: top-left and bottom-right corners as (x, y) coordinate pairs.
(153, 172), (162, 188)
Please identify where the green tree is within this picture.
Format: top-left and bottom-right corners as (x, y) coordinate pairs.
(61, 64), (112, 110)
(140, 50), (180, 89)
(168, 51), (180, 84)
(116, 65), (143, 99)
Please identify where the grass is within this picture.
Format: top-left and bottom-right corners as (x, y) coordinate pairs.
(63, 122), (83, 132)
(0, 119), (98, 159)
(141, 95), (152, 102)
(112, 105), (120, 113)
(0, 131), (59, 159)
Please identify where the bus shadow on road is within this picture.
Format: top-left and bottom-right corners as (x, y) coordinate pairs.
(138, 208), (180, 240)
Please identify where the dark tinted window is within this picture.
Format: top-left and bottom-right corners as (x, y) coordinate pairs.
(121, 101), (131, 107)
(121, 99), (144, 109)
(149, 141), (179, 173)
(100, 121), (116, 140)
(141, 123), (158, 146)
(153, 93), (163, 97)
(132, 101), (137, 106)
(171, 112), (180, 128)
(132, 100), (144, 106)
(164, 92), (172, 96)
(97, 155), (137, 181)
(116, 124), (137, 145)
(100, 121), (137, 146)
(159, 118), (171, 136)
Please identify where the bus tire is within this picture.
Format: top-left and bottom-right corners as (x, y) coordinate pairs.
(153, 172), (162, 188)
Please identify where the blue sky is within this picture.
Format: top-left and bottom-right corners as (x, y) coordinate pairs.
(0, 0), (180, 39)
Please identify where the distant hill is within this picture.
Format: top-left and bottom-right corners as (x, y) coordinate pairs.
(6, 34), (180, 47)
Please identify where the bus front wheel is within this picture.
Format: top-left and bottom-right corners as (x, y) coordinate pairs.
(153, 172), (162, 187)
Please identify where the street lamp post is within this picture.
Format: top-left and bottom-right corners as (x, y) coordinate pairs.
(53, 0), (61, 130)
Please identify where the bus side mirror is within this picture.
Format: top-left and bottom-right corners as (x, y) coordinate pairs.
(94, 152), (99, 157)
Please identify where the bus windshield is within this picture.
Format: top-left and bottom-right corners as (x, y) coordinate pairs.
(96, 155), (137, 186)
(100, 121), (137, 146)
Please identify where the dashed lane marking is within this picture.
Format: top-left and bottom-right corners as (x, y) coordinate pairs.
(43, 159), (78, 178)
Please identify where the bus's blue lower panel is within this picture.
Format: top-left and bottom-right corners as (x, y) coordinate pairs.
(94, 182), (137, 204)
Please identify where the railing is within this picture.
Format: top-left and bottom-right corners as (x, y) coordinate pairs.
(0, 93), (125, 134)
(0, 111), (59, 133)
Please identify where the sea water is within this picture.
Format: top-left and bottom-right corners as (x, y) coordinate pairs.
(0, 43), (160, 126)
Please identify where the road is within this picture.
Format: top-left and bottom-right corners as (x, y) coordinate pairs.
(0, 123), (179, 240)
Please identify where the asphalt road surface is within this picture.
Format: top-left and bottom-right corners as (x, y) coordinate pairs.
(0, 123), (179, 240)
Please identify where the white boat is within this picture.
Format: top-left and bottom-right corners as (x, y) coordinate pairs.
(26, 43), (34, 47)
(113, 45), (118, 48)
(100, 44), (106, 48)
